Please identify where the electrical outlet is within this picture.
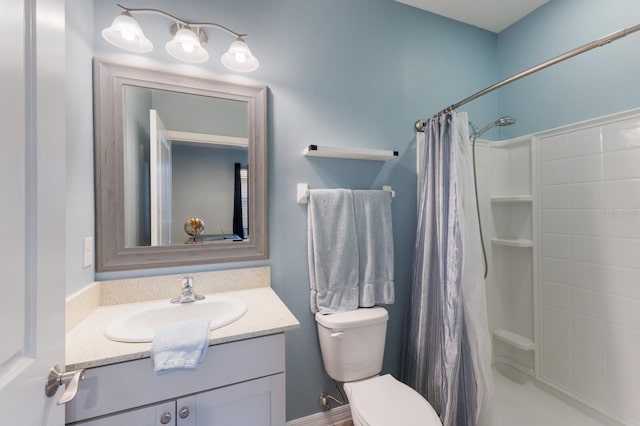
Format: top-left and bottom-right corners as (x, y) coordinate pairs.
(83, 237), (93, 268)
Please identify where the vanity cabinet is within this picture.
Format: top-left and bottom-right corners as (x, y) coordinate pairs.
(66, 334), (285, 426)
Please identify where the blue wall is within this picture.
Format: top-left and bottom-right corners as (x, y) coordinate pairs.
(497, 0), (640, 138)
(89, 0), (498, 420)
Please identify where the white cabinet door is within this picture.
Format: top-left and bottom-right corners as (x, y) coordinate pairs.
(177, 374), (285, 426)
(75, 401), (175, 426)
(0, 0), (66, 424)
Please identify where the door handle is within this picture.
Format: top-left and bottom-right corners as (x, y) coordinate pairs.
(45, 364), (85, 405)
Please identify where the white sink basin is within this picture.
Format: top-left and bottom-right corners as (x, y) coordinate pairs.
(104, 295), (247, 343)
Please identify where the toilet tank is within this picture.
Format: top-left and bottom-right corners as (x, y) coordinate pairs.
(315, 307), (388, 382)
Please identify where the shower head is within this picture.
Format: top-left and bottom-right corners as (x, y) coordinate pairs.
(495, 116), (516, 127)
(471, 116), (517, 138)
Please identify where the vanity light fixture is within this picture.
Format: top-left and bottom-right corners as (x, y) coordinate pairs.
(102, 4), (259, 72)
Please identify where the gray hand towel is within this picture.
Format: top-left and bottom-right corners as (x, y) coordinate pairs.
(353, 190), (395, 306)
(307, 189), (359, 313)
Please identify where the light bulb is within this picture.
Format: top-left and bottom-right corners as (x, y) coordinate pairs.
(101, 12), (152, 53)
(121, 30), (135, 41)
(235, 51), (247, 63)
(221, 38), (259, 72)
(165, 27), (209, 63)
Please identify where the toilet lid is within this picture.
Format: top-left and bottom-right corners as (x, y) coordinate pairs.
(345, 375), (442, 426)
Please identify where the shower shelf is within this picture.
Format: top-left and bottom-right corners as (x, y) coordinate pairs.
(491, 238), (533, 248)
(493, 329), (535, 351)
(303, 145), (399, 161)
(490, 195), (532, 203)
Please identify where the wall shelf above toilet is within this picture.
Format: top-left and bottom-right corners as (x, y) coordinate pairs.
(303, 145), (399, 161)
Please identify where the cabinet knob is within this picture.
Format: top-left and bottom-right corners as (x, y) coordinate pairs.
(179, 406), (190, 419)
(160, 411), (172, 424)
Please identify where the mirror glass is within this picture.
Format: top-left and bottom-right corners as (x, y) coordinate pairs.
(94, 59), (268, 272)
(123, 86), (249, 247)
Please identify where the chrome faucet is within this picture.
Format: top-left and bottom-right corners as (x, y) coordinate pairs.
(170, 276), (205, 304)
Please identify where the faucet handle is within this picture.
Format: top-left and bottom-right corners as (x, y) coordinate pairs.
(171, 276), (204, 303)
(181, 276), (194, 291)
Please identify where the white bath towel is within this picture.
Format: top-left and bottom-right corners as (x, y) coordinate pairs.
(353, 190), (395, 306)
(150, 319), (210, 374)
(307, 189), (360, 313)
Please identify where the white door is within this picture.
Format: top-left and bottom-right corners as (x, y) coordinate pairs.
(0, 0), (66, 424)
(150, 110), (173, 246)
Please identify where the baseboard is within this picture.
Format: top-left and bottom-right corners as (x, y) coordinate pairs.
(286, 404), (352, 426)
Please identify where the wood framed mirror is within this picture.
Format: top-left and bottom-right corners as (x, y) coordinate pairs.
(94, 59), (268, 272)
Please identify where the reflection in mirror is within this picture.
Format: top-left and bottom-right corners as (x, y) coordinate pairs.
(122, 86), (250, 247)
(94, 59), (267, 272)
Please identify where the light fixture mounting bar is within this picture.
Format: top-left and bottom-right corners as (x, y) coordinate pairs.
(116, 3), (247, 38)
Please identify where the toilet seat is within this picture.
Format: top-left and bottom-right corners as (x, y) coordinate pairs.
(344, 374), (442, 426)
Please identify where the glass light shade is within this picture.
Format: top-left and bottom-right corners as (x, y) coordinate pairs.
(102, 13), (153, 53)
(221, 39), (259, 72)
(165, 27), (209, 63)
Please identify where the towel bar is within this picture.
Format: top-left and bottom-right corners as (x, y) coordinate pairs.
(296, 183), (395, 204)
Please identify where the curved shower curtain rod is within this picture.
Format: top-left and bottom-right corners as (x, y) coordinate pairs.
(415, 23), (640, 132)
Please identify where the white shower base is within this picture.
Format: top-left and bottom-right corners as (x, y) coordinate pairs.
(493, 368), (605, 426)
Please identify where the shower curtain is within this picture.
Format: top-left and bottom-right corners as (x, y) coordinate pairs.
(403, 111), (493, 426)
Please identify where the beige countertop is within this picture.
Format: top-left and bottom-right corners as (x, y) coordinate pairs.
(66, 287), (300, 370)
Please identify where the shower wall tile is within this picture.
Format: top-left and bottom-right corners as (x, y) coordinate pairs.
(572, 288), (605, 320)
(568, 182), (603, 209)
(543, 328), (572, 360)
(603, 148), (640, 180)
(570, 261), (607, 293)
(540, 234), (569, 259)
(540, 134), (569, 162)
(569, 127), (602, 157)
(607, 352), (640, 392)
(542, 258), (569, 284)
(606, 269), (640, 300)
(568, 210), (640, 239)
(606, 380), (640, 424)
(542, 353), (573, 390)
(602, 118), (640, 152)
(570, 236), (640, 269)
(570, 155), (603, 183)
(606, 295), (640, 331)
(539, 115), (640, 420)
(540, 160), (569, 185)
(572, 365), (606, 405)
(572, 340), (606, 377)
(572, 314), (606, 347)
(568, 211), (603, 237)
(542, 282), (571, 311)
(542, 305), (571, 335)
(607, 324), (640, 362)
(540, 210), (568, 234)
(603, 180), (640, 209)
(540, 186), (569, 209)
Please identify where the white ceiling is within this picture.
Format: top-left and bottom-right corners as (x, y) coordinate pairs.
(396, 0), (551, 33)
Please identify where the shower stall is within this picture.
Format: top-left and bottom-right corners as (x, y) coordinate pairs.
(412, 23), (640, 426)
(474, 109), (640, 426)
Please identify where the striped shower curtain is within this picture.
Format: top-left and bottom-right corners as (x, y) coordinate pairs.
(403, 111), (493, 426)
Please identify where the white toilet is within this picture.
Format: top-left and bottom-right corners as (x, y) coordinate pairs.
(315, 307), (442, 426)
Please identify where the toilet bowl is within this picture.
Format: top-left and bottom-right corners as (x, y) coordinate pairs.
(344, 374), (441, 426)
(315, 307), (442, 426)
